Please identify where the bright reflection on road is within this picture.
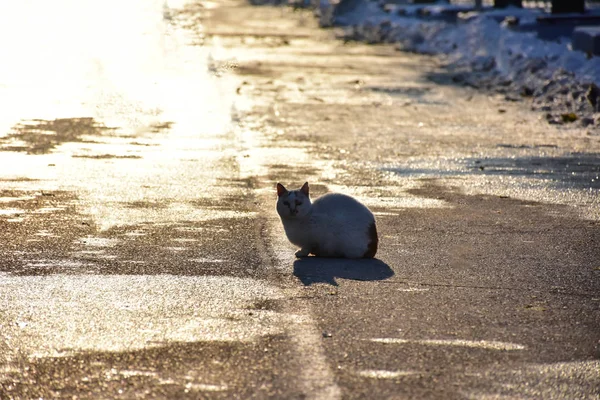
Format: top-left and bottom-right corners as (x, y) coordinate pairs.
(0, 274), (285, 360)
(0, 0), (248, 230)
(0, 0), (235, 135)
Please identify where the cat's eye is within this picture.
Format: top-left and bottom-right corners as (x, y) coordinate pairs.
(283, 201), (290, 206)
(295, 200), (302, 206)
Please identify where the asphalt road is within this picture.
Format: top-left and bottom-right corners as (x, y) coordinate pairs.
(0, 0), (599, 399)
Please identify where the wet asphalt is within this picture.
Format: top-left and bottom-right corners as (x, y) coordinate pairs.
(1, 0), (599, 399)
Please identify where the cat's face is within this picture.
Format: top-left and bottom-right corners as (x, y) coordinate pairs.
(276, 182), (312, 219)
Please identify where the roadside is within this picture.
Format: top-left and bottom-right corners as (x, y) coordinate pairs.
(317, 0), (600, 128)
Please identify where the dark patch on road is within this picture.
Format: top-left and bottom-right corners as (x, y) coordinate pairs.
(1, 118), (116, 154)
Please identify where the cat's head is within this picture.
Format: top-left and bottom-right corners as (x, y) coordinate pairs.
(276, 182), (312, 219)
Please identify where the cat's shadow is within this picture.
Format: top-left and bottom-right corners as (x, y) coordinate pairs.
(293, 257), (394, 286)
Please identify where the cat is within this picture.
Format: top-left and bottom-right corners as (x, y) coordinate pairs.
(276, 182), (378, 258)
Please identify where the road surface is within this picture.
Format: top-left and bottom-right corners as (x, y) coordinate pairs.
(0, 0), (598, 399)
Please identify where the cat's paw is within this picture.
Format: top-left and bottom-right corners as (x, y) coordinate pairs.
(295, 248), (310, 258)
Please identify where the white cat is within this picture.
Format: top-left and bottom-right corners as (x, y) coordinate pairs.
(276, 182), (378, 258)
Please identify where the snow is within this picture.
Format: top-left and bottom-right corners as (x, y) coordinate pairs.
(316, 0), (600, 127)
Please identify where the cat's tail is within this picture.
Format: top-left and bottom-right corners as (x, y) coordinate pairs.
(363, 222), (378, 258)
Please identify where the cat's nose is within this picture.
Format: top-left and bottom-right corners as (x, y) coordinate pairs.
(291, 208), (298, 215)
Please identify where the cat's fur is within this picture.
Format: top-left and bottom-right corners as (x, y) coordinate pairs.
(276, 182), (378, 258)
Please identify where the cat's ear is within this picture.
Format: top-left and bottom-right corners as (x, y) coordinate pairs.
(276, 183), (288, 197)
(300, 182), (309, 196)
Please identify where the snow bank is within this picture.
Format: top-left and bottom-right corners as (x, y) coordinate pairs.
(318, 0), (600, 127)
